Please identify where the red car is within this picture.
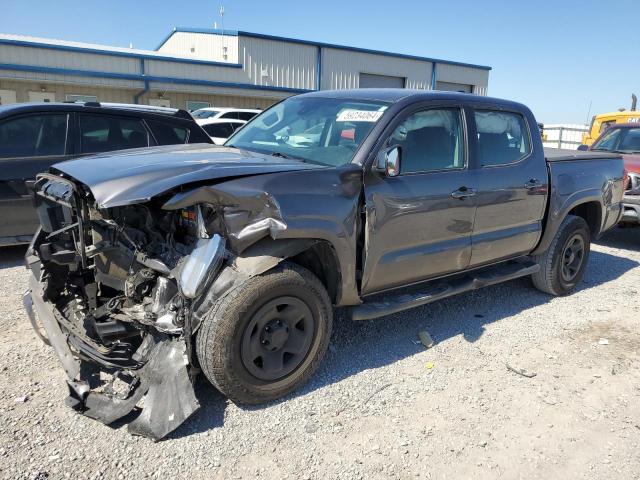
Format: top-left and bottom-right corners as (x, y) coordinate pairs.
(584, 123), (640, 224)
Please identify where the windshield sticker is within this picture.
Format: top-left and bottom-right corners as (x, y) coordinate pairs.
(336, 110), (384, 122)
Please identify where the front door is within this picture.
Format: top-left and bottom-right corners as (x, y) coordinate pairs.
(361, 106), (477, 294)
(0, 113), (72, 239)
(469, 109), (548, 266)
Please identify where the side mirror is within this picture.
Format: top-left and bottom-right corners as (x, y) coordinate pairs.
(577, 144), (589, 151)
(375, 146), (401, 177)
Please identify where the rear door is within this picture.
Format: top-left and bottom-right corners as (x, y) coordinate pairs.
(361, 104), (477, 294)
(76, 114), (150, 154)
(0, 112), (72, 239)
(469, 108), (548, 266)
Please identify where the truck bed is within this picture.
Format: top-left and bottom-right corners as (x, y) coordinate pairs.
(544, 147), (621, 162)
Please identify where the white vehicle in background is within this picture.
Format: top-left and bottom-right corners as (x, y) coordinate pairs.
(192, 107), (261, 122)
(199, 118), (247, 145)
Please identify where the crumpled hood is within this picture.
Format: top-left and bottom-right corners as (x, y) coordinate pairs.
(52, 144), (326, 208)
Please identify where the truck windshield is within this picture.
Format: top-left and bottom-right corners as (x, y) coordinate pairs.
(226, 96), (389, 166)
(592, 127), (640, 153)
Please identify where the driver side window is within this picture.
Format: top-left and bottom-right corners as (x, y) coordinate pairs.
(389, 109), (465, 174)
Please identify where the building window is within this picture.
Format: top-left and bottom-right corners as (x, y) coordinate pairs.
(186, 101), (211, 112)
(435, 81), (473, 94)
(66, 94), (98, 103)
(359, 73), (406, 89)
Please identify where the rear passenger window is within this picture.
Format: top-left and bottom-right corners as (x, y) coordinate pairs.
(219, 112), (239, 120)
(147, 120), (190, 145)
(475, 111), (530, 166)
(203, 123), (236, 138)
(237, 111), (258, 121)
(79, 115), (149, 154)
(0, 114), (67, 158)
(389, 109), (465, 174)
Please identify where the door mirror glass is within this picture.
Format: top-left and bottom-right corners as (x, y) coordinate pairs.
(376, 146), (401, 177)
(577, 144), (589, 151)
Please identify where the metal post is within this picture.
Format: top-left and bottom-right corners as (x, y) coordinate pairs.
(430, 62), (437, 90)
(316, 46), (322, 91)
(558, 126), (564, 149)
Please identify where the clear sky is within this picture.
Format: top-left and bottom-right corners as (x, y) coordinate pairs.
(2, 0), (638, 124)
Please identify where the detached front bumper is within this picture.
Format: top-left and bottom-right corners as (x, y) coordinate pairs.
(621, 194), (640, 224)
(23, 269), (200, 440)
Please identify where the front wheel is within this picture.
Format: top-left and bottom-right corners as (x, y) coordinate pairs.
(531, 215), (591, 296)
(196, 262), (333, 404)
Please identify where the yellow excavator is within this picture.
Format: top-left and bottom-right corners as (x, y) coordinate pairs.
(582, 94), (640, 146)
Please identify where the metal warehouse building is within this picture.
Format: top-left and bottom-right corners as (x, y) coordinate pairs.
(0, 28), (491, 110)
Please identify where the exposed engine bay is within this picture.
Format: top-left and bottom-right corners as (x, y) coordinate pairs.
(20, 143), (361, 440)
(25, 173), (231, 439)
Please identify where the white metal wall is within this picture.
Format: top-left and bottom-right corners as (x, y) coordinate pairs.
(0, 78), (280, 109)
(321, 48), (431, 90)
(238, 36), (317, 90)
(0, 32), (490, 112)
(158, 31), (239, 63)
(0, 67), (143, 90)
(436, 63), (489, 95)
(542, 124), (589, 150)
(144, 58), (246, 84)
(0, 79), (138, 104)
(0, 43), (139, 75)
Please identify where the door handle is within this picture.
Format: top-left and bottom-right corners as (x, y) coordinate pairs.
(524, 179), (541, 190)
(451, 186), (476, 199)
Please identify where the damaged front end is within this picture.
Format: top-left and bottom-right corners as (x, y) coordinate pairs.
(23, 173), (228, 439)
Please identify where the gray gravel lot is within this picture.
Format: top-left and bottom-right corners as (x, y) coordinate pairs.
(1, 228), (639, 480)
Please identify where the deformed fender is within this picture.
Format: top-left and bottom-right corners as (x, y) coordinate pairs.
(162, 185), (288, 253)
(191, 238), (318, 331)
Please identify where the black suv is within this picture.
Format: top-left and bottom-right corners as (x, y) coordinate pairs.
(0, 102), (212, 245)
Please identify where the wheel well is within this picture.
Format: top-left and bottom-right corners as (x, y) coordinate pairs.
(289, 241), (341, 304)
(569, 201), (601, 236)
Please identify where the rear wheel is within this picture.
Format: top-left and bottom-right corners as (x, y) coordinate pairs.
(531, 215), (590, 296)
(196, 262), (332, 404)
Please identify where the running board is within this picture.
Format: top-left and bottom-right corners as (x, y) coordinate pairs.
(350, 260), (540, 321)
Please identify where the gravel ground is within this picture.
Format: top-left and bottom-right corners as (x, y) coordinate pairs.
(1, 228), (639, 480)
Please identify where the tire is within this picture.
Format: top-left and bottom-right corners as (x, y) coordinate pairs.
(531, 214), (591, 296)
(196, 262), (333, 404)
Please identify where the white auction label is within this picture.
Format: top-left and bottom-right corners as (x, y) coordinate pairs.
(336, 110), (384, 122)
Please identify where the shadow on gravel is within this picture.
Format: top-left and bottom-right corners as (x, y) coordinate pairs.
(177, 247), (638, 436)
(596, 226), (640, 251)
(0, 245), (27, 269)
(254, 249), (638, 404)
(9, 230), (639, 439)
(167, 381), (228, 439)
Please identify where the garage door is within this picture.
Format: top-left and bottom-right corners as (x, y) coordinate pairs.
(436, 81), (473, 93)
(359, 73), (406, 89)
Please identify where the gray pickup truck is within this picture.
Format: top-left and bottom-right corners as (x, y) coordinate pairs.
(23, 90), (624, 439)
